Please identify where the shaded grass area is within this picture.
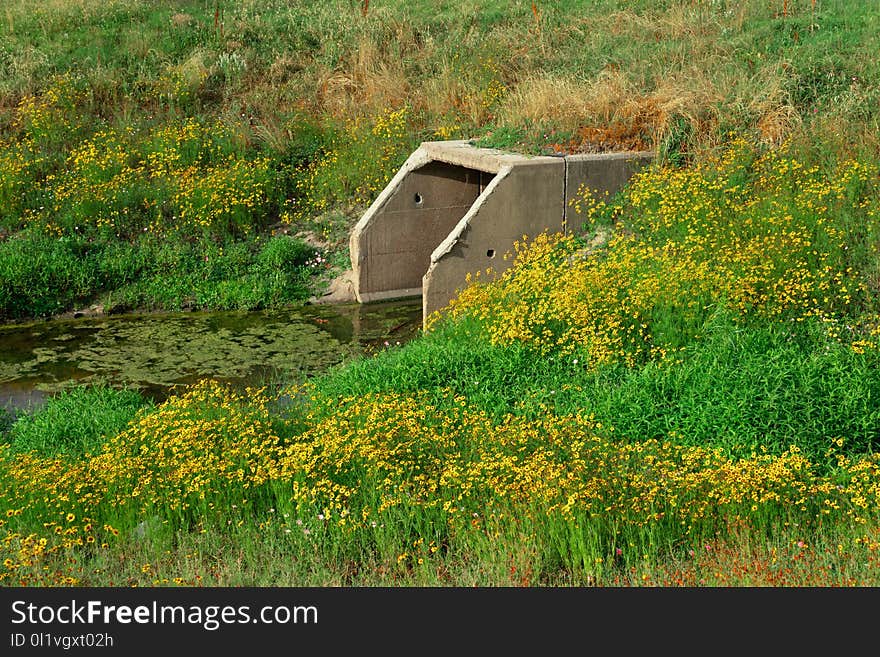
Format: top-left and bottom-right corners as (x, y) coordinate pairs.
(0, 229), (320, 319)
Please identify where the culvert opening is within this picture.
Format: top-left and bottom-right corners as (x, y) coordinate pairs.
(353, 159), (495, 302)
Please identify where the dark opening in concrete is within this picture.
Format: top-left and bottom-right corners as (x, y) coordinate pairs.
(350, 159), (495, 303)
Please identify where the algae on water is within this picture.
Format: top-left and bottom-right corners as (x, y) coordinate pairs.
(0, 301), (421, 406)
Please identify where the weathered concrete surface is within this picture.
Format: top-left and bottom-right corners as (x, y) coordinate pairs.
(350, 151), (493, 302)
(349, 147), (429, 303)
(421, 139), (557, 173)
(563, 151), (655, 230)
(349, 140), (653, 325)
(422, 160), (565, 321)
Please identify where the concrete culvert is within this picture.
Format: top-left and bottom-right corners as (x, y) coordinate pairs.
(349, 140), (653, 326)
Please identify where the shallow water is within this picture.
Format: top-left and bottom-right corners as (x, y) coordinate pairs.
(0, 300), (422, 411)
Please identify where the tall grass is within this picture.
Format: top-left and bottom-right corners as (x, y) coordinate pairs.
(4, 384), (151, 458)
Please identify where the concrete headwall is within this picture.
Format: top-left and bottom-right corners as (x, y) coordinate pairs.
(422, 160), (564, 320)
(563, 151), (656, 229)
(348, 140), (653, 324)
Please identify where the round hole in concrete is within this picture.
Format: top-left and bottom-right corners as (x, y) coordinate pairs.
(487, 249), (496, 258)
(414, 193), (423, 205)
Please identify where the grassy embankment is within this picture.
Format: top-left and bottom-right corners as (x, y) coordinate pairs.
(2, 1), (880, 585)
(3, 0), (879, 318)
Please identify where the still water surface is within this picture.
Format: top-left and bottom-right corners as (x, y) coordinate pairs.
(0, 300), (422, 411)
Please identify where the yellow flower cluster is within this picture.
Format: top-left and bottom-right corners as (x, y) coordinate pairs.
(172, 156), (273, 235)
(294, 106), (409, 222)
(2, 381), (878, 584)
(477, 57), (507, 115)
(0, 139), (40, 220)
(44, 129), (135, 231)
(6, 115), (274, 238)
(145, 118), (207, 177)
(14, 74), (84, 141)
(448, 141), (879, 365)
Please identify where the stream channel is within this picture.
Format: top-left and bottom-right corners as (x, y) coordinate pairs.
(0, 299), (422, 413)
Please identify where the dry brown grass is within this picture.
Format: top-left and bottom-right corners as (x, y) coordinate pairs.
(268, 53), (305, 85)
(795, 113), (880, 161)
(495, 76), (592, 127)
(419, 60), (503, 127)
(501, 2), (807, 153)
(497, 68), (724, 152)
(740, 65), (802, 146)
(596, 5), (738, 45)
(170, 12), (194, 28)
(315, 28), (416, 118)
(0, 45), (50, 98)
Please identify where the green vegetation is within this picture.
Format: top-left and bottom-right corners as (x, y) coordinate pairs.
(314, 317), (880, 465)
(4, 140), (880, 587)
(3, 385), (151, 458)
(0, 232), (319, 317)
(2, 1), (880, 587)
(3, 0), (880, 318)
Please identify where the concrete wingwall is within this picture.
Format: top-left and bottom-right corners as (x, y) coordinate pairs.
(422, 160), (564, 321)
(349, 140), (654, 325)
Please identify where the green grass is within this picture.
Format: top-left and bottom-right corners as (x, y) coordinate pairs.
(3, 1), (880, 587)
(4, 384), (152, 458)
(0, 229), (319, 319)
(4, 316), (880, 585)
(0, 407), (12, 436)
(314, 315), (880, 464)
